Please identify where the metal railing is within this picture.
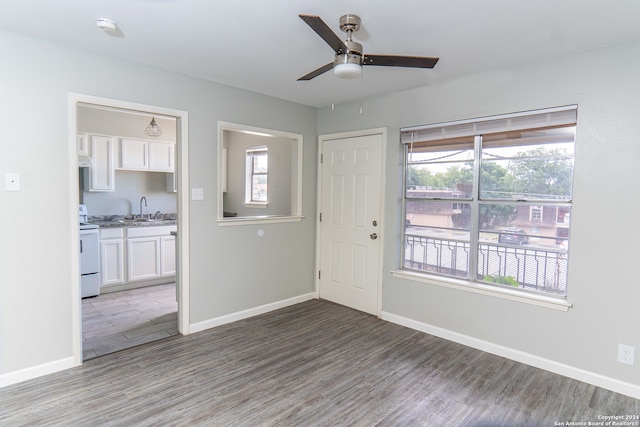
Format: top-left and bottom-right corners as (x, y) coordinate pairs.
(403, 234), (568, 295)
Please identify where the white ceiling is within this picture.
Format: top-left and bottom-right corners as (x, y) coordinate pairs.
(1, 0), (639, 108)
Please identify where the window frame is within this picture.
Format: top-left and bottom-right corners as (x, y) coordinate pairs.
(398, 106), (576, 309)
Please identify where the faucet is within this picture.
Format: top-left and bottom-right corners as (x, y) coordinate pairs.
(139, 196), (147, 218)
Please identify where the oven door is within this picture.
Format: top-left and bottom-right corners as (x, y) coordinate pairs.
(80, 229), (100, 275)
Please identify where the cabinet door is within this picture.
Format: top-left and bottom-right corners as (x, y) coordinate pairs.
(77, 133), (89, 157)
(165, 172), (177, 193)
(127, 237), (161, 281)
(120, 138), (148, 170)
(160, 235), (176, 276)
(100, 239), (124, 286)
(90, 135), (115, 191)
(149, 141), (174, 172)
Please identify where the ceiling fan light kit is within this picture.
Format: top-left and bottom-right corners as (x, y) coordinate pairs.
(334, 55), (362, 79)
(298, 13), (439, 81)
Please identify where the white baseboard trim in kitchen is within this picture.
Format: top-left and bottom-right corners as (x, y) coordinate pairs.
(381, 311), (640, 401)
(0, 357), (75, 388)
(190, 292), (316, 334)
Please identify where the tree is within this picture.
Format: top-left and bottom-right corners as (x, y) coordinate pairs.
(509, 147), (573, 197)
(406, 166), (432, 188)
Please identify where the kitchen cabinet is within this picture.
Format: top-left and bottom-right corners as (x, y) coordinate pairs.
(166, 172), (177, 193)
(100, 225), (176, 289)
(127, 237), (161, 281)
(86, 135), (115, 191)
(149, 141), (174, 171)
(120, 138), (148, 170)
(77, 133), (89, 157)
(120, 138), (174, 172)
(99, 228), (125, 286)
(160, 234), (176, 276)
(126, 225), (177, 283)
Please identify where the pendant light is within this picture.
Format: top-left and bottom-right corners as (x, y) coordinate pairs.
(144, 117), (162, 137)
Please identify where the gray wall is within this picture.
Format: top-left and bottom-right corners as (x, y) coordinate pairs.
(317, 38), (640, 387)
(82, 170), (178, 216)
(0, 28), (317, 377)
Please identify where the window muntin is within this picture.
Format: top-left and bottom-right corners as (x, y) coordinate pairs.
(402, 108), (575, 298)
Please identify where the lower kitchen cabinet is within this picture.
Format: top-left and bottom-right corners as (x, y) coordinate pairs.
(100, 228), (125, 286)
(160, 234), (176, 276)
(100, 225), (176, 289)
(127, 237), (161, 281)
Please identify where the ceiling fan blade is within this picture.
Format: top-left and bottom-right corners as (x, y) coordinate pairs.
(363, 55), (439, 69)
(298, 62), (334, 81)
(299, 14), (348, 54)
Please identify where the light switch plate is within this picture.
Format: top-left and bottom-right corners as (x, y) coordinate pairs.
(5, 172), (20, 191)
(191, 188), (204, 201)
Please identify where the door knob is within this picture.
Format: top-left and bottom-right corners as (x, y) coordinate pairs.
(370, 233), (378, 240)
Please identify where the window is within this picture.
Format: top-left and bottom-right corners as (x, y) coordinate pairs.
(530, 206), (543, 222)
(217, 121), (303, 226)
(246, 147), (268, 203)
(402, 106), (576, 298)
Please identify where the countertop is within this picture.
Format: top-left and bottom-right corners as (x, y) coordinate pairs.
(88, 214), (177, 228)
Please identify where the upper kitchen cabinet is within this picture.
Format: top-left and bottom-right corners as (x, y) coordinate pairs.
(85, 134), (116, 192)
(77, 133), (89, 157)
(120, 138), (174, 172)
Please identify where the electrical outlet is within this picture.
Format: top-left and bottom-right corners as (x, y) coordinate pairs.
(617, 344), (635, 366)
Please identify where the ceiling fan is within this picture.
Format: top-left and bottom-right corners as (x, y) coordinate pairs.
(298, 13), (439, 81)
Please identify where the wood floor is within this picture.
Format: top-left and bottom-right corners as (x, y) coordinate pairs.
(2, 300), (638, 426)
(82, 283), (178, 360)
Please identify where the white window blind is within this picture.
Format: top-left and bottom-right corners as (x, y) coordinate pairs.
(401, 105), (577, 145)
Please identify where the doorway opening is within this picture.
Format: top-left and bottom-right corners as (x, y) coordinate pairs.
(69, 93), (190, 364)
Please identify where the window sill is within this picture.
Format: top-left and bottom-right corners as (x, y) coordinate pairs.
(390, 270), (572, 312)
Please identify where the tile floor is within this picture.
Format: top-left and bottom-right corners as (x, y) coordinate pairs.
(81, 283), (178, 360)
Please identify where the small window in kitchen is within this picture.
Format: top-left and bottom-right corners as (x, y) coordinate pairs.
(245, 146), (268, 205)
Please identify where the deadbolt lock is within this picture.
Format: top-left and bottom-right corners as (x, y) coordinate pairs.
(372, 220), (378, 226)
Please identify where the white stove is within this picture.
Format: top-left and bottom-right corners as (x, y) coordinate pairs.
(79, 204), (100, 298)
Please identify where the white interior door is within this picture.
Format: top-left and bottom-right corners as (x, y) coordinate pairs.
(318, 131), (384, 315)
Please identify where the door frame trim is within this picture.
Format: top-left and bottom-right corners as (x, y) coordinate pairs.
(315, 127), (387, 317)
(68, 93), (190, 366)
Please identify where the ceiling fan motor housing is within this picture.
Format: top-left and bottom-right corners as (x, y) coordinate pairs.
(339, 14), (361, 33)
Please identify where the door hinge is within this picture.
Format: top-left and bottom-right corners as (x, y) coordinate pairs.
(319, 212), (322, 222)
(320, 153), (323, 164)
(318, 270), (321, 280)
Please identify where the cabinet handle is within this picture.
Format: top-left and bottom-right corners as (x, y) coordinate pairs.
(80, 239), (83, 253)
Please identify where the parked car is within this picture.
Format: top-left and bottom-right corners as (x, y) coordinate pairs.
(498, 228), (529, 245)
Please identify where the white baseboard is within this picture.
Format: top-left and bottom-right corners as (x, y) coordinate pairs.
(0, 357), (76, 388)
(381, 311), (640, 400)
(190, 292), (316, 334)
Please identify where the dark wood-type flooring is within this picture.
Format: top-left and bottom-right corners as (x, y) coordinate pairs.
(1, 300), (638, 426)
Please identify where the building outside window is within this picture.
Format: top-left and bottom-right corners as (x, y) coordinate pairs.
(530, 205), (543, 222)
(246, 146), (268, 203)
(402, 106), (576, 298)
